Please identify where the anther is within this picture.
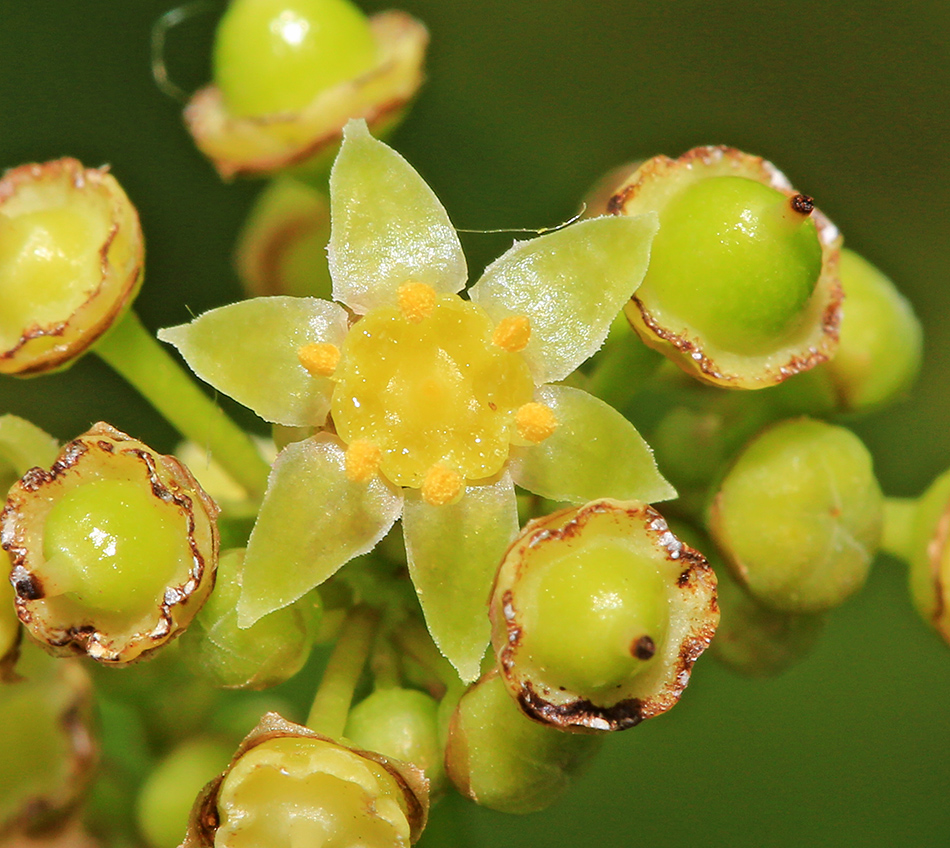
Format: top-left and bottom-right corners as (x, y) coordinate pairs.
(421, 465), (463, 506)
(492, 315), (532, 353)
(515, 402), (558, 444)
(397, 281), (437, 323)
(298, 342), (341, 377)
(345, 440), (382, 483)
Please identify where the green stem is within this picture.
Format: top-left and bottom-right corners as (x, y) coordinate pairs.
(881, 497), (918, 563)
(392, 616), (460, 692)
(307, 604), (380, 738)
(94, 310), (271, 499)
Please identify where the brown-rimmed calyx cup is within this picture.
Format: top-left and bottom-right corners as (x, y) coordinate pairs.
(608, 147), (843, 389)
(489, 499), (718, 732)
(0, 422), (219, 664)
(0, 158), (144, 376)
(185, 12), (428, 181)
(182, 712), (428, 847)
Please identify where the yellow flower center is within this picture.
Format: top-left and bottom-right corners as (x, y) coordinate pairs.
(331, 285), (542, 495)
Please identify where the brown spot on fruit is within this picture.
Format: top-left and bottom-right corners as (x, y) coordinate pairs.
(632, 635), (656, 660)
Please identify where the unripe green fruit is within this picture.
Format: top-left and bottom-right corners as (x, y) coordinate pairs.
(642, 176), (822, 356)
(182, 713), (428, 847)
(490, 499), (718, 732)
(0, 645), (96, 833)
(180, 549), (320, 689)
(213, 0), (378, 118)
(345, 687), (445, 793)
(0, 422), (219, 664)
(0, 159), (143, 376)
(709, 417), (883, 613)
(136, 738), (233, 848)
(444, 671), (601, 814)
(613, 147), (842, 389)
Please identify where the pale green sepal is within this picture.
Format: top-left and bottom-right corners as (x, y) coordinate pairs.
(328, 119), (466, 314)
(402, 472), (518, 683)
(0, 415), (59, 475)
(509, 385), (676, 504)
(236, 433), (403, 628)
(158, 297), (348, 427)
(469, 213), (659, 384)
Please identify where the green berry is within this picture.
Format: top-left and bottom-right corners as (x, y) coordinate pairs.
(0, 422), (219, 664)
(345, 687), (446, 794)
(136, 738), (233, 848)
(709, 417), (883, 613)
(183, 713), (429, 847)
(180, 549), (320, 689)
(0, 159), (143, 376)
(613, 147), (842, 389)
(489, 499), (718, 731)
(444, 671), (601, 814)
(213, 0), (378, 119)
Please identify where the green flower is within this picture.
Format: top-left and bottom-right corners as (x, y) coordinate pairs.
(160, 120), (672, 681)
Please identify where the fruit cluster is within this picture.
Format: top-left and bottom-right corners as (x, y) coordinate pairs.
(0, 1), (936, 846)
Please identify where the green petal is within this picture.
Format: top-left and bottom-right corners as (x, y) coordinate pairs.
(328, 119), (466, 314)
(510, 385), (676, 504)
(469, 214), (658, 384)
(402, 473), (518, 683)
(0, 414), (59, 476)
(236, 434), (403, 628)
(158, 297), (348, 427)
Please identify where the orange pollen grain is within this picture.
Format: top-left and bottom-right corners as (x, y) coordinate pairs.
(344, 440), (382, 483)
(516, 402), (558, 444)
(492, 315), (531, 353)
(397, 281), (437, 323)
(298, 342), (341, 377)
(421, 464), (463, 506)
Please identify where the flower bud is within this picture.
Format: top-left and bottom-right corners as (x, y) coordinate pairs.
(182, 712), (428, 847)
(136, 738), (233, 848)
(345, 687), (445, 794)
(185, 2), (428, 180)
(1, 422), (219, 664)
(234, 177), (333, 299)
(180, 549), (320, 689)
(709, 417), (882, 613)
(0, 158), (144, 376)
(444, 670), (601, 814)
(489, 499), (718, 732)
(0, 646), (96, 835)
(609, 147), (842, 389)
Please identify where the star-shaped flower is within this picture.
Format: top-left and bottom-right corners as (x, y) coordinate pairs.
(160, 120), (673, 681)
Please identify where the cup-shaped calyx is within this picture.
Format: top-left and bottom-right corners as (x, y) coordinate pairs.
(0, 648), (96, 836)
(180, 548), (320, 689)
(0, 422), (219, 664)
(444, 670), (601, 814)
(0, 158), (144, 376)
(182, 712), (428, 847)
(607, 147), (842, 389)
(709, 417), (882, 614)
(185, 0), (428, 179)
(489, 499), (718, 732)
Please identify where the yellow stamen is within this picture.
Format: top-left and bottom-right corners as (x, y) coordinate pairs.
(516, 402), (558, 444)
(345, 440), (382, 483)
(298, 342), (341, 378)
(397, 281), (437, 323)
(421, 464), (464, 506)
(492, 315), (532, 353)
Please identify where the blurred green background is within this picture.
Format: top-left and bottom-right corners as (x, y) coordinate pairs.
(1, 1), (948, 845)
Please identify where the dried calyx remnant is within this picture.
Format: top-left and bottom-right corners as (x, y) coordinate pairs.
(606, 146), (843, 389)
(489, 499), (719, 732)
(1, 422), (219, 664)
(186, 0), (429, 179)
(0, 158), (144, 376)
(182, 712), (428, 848)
